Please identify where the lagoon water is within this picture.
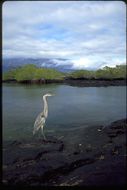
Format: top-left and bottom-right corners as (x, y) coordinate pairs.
(2, 83), (126, 141)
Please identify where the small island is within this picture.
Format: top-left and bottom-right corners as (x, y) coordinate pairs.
(2, 64), (126, 87)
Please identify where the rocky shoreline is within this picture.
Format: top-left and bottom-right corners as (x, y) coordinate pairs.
(3, 118), (127, 186)
(64, 78), (126, 87)
(2, 78), (126, 87)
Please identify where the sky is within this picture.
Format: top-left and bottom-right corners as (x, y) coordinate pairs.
(2, 1), (126, 70)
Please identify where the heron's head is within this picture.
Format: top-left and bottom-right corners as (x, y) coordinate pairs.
(43, 93), (54, 97)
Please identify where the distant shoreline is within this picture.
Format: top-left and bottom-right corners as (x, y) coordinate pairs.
(2, 78), (126, 87)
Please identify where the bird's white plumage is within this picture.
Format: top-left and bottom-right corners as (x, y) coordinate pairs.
(33, 113), (45, 134)
(33, 93), (53, 139)
(34, 112), (44, 128)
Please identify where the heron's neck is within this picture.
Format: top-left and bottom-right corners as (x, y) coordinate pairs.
(43, 96), (48, 117)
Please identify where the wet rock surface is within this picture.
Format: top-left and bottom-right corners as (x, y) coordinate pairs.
(64, 78), (126, 87)
(3, 119), (127, 186)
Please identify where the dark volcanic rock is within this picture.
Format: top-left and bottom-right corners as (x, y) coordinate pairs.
(3, 119), (126, 186)
(3, 78), (126, 87)
(64, 79), (126, 87)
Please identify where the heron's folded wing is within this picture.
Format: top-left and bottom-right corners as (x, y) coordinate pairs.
(34, 112), (45, 128)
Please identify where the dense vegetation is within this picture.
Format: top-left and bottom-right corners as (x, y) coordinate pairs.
(2, 64), (64, 81)
(2, 64), (126, 82)
(69, 65), (126, 79)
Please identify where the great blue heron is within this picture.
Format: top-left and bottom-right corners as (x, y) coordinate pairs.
(33, 93), (53, 139)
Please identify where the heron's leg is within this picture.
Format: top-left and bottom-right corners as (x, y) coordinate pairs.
(41, 126), (46, 140)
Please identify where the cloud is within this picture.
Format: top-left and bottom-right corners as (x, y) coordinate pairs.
(2, 1), (126, 69)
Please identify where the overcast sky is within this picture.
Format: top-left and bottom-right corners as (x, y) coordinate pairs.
(2, 1), (126, 69)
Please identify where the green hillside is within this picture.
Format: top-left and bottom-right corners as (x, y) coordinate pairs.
(2, 64), (65, 81)
(69, 65), (126, 79)
(2, 64), (126, 82)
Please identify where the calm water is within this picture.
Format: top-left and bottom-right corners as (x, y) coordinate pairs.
(2, 83), (126, 141)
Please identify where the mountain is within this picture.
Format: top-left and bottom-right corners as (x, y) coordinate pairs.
(2, 58), (74, 73)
